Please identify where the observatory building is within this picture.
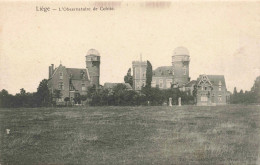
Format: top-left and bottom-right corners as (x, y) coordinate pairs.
(132, 60), (147, 90)
(172, 46), (190, 87)
(148, 46), (190, 89)
(132, 46), (228, 105)
(86, 49), (101, 88)
(48, 49), (100, 104)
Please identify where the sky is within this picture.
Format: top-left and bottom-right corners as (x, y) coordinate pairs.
(0, 1), (260, 94)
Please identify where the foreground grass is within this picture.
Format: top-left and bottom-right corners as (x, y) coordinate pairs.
(0, 105), (260, 164)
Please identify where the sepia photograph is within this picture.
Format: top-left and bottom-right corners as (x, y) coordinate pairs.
(0, 0), (260, 164)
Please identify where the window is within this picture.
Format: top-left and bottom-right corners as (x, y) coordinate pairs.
(142, 80), (145, 86)
(218, 81), (222, 91)
(201, 95), (208, 102)
(205, 87), (207, 90)
(151, 80), (156, 87)
(58, 82), (64, 90)
(159, 79), (163, 88)
(59, 72), (63, 79)
(183, 66), (187, 75)
(82, 84), (86, 91)
(166, 79), (172, 88)
(218, 95), (222, 101)
(136, 81), (140, 89)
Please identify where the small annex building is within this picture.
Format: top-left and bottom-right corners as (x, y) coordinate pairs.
(196, 74), (228, 106)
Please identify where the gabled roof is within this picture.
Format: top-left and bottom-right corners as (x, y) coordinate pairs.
(66, 68), (89, 80)
(104, 83), (132, 90)
(207, 75), (226, 86)
(197, 75), (226, 87)
(153, 66), (173, 77)
(50, 64), (63, 79)
(185, 80), (197, 87)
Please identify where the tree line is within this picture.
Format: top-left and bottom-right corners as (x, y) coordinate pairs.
(87, 84), (194, 106)
(0, 79), (51, 108)
(230, 76), (260, 104)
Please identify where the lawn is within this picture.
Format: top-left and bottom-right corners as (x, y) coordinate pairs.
(0, 105), (260, 165)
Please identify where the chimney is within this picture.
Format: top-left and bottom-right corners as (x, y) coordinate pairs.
(49, 64), (54, 78)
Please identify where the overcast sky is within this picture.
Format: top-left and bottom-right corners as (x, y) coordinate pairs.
(0, 1), (260, 94)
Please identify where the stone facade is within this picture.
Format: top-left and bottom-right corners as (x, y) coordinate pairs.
(152, 66), (173, 89)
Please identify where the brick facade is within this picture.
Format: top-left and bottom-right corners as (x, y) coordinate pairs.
(196, 75), (227, 106)
(48, 49), (100, 104)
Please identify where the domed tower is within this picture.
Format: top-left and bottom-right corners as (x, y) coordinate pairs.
(86, 49), (100, 88)
(172, 46), (190, 87)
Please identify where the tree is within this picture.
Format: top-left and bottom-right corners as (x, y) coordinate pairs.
(20, 88), (26, 95)
(192, 85), (197, 104)
(53, 89), (62, 101)
(231, 87), (238, 104)
(64, 97), (70, 106)
(124, 68), (133, 87)
(146, 61), (153, 88)
(0, 89), (11, 107)
(87, 85), (97, 99)
(74, 93), (81, 104)
(113, 84), (128, 105)
(251, 76), (260, 103)
(36, 79), (51, 106)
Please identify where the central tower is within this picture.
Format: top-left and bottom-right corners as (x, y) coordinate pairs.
(85, 49), (100, 88)
(172, 46), (190, 87)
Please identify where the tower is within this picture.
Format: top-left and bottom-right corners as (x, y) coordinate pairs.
(132, 55), (147, 91)
(85, 49), (100, 88)
(172, 46), (190, 87)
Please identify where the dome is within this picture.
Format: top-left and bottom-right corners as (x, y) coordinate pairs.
(86, 49), (100, 56)
(173, 46), (189, 56)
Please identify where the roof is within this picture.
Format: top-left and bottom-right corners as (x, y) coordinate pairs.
(173, 46), (189, 56)
(153, 66), (173, 77)
(86, 49), (100, 56)
(104, 83), (132, 90)
(66, 68), (89, 80)
(197, 75), (226, 87)
(185, 80), (197, 87)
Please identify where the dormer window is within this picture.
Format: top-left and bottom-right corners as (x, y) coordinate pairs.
(81, 71), (86, 79)
(59, 72), (63, 79)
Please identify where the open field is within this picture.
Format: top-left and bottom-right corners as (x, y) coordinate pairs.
(0, 105), (260, 165)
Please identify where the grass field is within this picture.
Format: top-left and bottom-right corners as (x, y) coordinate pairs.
(0, 105), (260, 165)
